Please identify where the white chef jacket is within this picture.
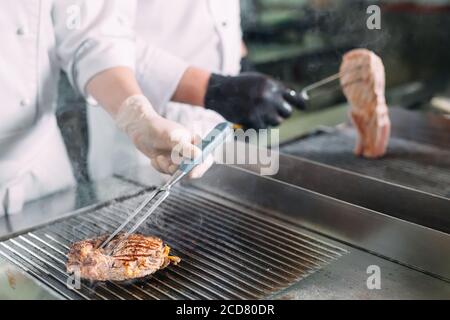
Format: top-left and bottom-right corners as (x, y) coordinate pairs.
(88, 0), (242, 180)
(0, 0), (136, 215)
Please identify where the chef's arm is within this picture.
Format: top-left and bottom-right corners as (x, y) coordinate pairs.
(86, 67), (143, 116)
(135, 32), (302, 129)
(132, 24), (301, 129)
(171, 66), (305, 129)
(171, 40), (249, 106)
(53, 1), (213, 178)
(85, 66), (212, 178)
(172, 67), (211, 107)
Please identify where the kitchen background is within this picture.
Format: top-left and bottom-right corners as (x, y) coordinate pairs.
(56, 0), (450, 186)
(2, 0), (450, 300)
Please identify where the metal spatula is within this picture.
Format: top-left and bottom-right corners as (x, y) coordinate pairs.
(99, 122), (232, 254)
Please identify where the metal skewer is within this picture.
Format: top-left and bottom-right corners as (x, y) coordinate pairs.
(300, 72), (342, 101)
(99, 122), (233, 255)
(300, 65), (363, 101)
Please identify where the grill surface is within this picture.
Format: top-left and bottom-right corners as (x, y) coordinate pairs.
(0, 187), (346, 300)
(281, 127), (450, 198)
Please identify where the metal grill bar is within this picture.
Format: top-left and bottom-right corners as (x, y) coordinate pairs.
(73, 211), (261, 299)
(110, 207), (284, 289)
(0, 186), (346, 300)
(0, 245), (84, 300)
(102, 208), (288, 285)
(26, 233), (158, 300)
(168, 191), (341, 261)
(58, 219), (222, 299)
(46, 223), (191, 299)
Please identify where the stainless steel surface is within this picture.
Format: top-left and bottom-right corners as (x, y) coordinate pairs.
(387, 108), (450, 149)
(281, 109), (450, 198)
(0, 164), (449, 299)
(0, 184), (346, 300)
(0, 176), (143, 241)
(273, 248), (450, 300)
(243, 153), (449, 234)
(0, 256), (64, 299)
(187, 165), (450, 281)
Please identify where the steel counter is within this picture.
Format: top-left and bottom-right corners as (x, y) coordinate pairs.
(1, 163), (447, 299)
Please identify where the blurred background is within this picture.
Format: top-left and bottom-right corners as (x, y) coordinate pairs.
(242, 0), (450, 106)
(239, 0), (450, 139)
(58, 0), (450, 182)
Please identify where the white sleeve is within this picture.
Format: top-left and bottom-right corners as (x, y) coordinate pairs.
(135, 37), (189, 113)
(53, 0), (137, 97)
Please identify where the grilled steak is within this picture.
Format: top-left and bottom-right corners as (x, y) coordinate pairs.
(340, 49), (391, 158)
(66, 233), (180, 281)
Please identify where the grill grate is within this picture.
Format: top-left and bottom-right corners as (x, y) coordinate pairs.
(281, 127), (450, 198)
(0, 187), (346, 300)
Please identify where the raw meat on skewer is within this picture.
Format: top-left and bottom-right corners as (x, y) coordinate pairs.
(340, 49), (391, 158)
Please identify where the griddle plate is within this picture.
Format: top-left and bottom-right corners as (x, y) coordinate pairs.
(281, 127), (450, 198)
(0, 187), (346, 300)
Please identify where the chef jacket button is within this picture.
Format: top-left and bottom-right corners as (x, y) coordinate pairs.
(117, 15), (129, 26)
(20, 99), (30, 107)
(16, 26), (29, 36)
(222, 21), (228, 27)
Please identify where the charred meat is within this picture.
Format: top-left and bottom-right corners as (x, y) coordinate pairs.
(66, 233), (180, 281)
(340, 48), (391, 158)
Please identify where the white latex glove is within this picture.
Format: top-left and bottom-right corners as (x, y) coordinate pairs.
(114, 95), (213, 178)
(164, 102), (226, 139)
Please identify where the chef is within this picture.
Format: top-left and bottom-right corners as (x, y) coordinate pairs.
(0, 0), (209, 216)
(87, 0), (305, 180)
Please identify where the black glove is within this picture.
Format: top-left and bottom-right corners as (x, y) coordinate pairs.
(204, 72), (306, 129)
